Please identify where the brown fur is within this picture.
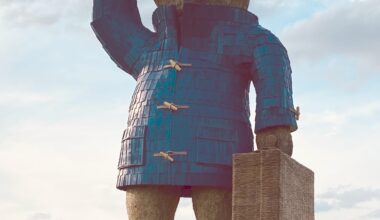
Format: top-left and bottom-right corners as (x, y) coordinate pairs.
(154, 0), (250, 10)
(126, 186), (181, 220)
(126, 186), (232, 220)
(256, 126), (293, 156)
(192, 186), (232, 220)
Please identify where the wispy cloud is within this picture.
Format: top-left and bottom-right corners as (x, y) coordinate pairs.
(364, 209), (380, 219)
(316, 187), (380, 212)
(304, 101), (380, 125)
(0, 0), (63, 27)
(28, 212), (51, 220)
(0, 0), (91, 28)
(296, 100), (380, 137)
(282, 0), (380, 72)
(251, 0), (305, 15)
(0, 90), (55, 106)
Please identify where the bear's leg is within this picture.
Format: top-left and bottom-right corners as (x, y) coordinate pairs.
(192, 186), (232, 220)
(126, 186), (182, 220)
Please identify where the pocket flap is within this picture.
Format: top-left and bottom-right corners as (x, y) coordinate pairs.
(118, 126), (147, 169)
(196, 126), (237, 166)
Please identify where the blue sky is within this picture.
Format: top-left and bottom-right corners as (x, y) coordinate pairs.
(0, 0), (379, 219)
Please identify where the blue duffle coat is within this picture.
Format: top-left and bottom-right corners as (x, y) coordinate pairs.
(92, 0), (298, 196)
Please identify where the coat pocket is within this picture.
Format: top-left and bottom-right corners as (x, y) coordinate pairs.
(195, 126), (237, 166)
(118, 126), (147, 169)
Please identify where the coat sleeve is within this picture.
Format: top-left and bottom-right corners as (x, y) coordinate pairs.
(91, 0), (154, 80)
(250, 26), (298, 133)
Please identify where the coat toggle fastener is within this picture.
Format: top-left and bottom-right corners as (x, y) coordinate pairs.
(157, 101), (190, 111)
(290, 106), (301, 120)
(153, 151), (188, 162)
(163, 59), (192, 71)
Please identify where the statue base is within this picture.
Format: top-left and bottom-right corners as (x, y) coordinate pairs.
(232, 149), (314, 220)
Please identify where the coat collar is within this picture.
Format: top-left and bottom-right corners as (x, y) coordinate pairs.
(152, 3), (258, 35)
